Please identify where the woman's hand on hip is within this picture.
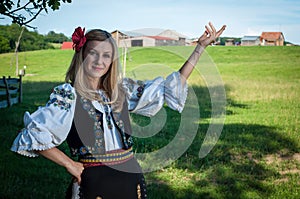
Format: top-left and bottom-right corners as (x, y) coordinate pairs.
(65, 161), (85, 185)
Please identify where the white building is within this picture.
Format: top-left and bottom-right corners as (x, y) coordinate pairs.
(111, 29), (187, 47)
(241, 36), (260, 46)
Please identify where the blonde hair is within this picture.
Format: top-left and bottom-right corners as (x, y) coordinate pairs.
(65, 29), (124, 111)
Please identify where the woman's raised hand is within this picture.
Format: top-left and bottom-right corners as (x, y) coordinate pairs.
(197, 22), (226, 48)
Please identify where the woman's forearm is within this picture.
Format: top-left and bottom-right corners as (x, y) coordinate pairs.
(179, 44), (205, 84)
(38, 147), (74, 168)
(37, 147), (84, 184)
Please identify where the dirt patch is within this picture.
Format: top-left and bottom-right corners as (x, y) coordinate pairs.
(265, 152), (300, 181)
(265, 152), (300, 165)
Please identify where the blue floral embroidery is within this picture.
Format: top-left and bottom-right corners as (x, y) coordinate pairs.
(114, 113), (133, 148)
(81, 97), (106, 154)
(79, 146), (89, 155)
(46, 87), (75, 111)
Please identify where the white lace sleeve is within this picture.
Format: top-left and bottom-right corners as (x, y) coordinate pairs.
(122, 71), (188, 117)
(10, 83), (76, 157)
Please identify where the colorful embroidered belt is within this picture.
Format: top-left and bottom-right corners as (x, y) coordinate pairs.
(79, 147), (134, 167)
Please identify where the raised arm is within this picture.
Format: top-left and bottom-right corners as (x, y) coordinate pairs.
(179, 22), (226, 84)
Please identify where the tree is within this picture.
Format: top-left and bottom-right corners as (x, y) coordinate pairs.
(45, 30), (70, 43)
(0, 24), (55, 53)
(0, 0), (72, 28)
(0, 35), (10, 53)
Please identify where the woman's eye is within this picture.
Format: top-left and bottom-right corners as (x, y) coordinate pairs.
(89, 51), (96, 55)
(103, 54), (111, 58)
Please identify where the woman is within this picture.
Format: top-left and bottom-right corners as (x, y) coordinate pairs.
(11, 22), (225, 199)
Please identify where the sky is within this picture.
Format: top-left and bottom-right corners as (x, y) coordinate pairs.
(2, 0), (300, 44)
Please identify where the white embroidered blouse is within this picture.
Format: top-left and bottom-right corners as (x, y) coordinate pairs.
(11, 72), (188, 157)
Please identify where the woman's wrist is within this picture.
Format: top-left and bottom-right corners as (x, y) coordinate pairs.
(197, 39), (207, 49)
(62, 158), (75, 170)
(195, 43), (205, 54)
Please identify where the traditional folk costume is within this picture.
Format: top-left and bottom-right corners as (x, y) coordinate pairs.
(11, 72), (187, 199)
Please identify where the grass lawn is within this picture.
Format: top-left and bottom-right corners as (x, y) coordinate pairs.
(0, 46), (299, 198)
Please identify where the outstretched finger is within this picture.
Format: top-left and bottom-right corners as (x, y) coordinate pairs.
(205, 25), (213, 36)
(216, 25), (226, 38)
(209, 22), (216, 34)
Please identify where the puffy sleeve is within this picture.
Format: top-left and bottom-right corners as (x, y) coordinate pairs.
(10, 83), (76, 157)
(122, 71), (188, 117)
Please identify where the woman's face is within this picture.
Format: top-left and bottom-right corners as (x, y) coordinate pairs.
(83, 40), (113, 83)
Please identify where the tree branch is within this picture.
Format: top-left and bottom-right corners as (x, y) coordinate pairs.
(1, 0), (72, 29)
(8, 2), (31, 14)
(22, 7), (44, 27)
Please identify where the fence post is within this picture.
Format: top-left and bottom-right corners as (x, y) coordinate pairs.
(3, 76), (11, 107)
(18, 75), (23, 103)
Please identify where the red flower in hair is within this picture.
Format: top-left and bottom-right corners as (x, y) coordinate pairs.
(72, 27), (86, 52)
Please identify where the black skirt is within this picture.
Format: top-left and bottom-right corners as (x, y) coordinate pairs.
(66, 158), (147, 199)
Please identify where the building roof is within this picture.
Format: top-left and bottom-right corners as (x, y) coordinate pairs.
(123, 31), (144, 37)
(111, 28), (188, 39)
(130, 28), (165, 36)
(261, 32), (284, 41)
(111, 30), (144, 38)
(158, 29), (187, 39)
(61, 42), (73, 50)
(241, 36), (260, 41)
(146, 36), (174, 40)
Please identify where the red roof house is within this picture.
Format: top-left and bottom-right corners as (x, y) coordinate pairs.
(260, 32), (284, 46)
(61, 42), (73, 50)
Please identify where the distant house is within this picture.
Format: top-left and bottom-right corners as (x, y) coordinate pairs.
(112, 29), (186, 47)
(225, 39), (235, 46)
(111, 30), (142, 47)
(118, 35), (175, 47)
(61, 42), (73, 50)
(111, 30), (127, 47)
(119, 36), (152, 47)
(146, 36), (176, 46)
(260, 32), (284, 46)
(157, 29), (187, 45)
(241, 36), (260, 46)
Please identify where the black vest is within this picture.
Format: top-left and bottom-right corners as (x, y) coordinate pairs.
(66, 94), (133, 158)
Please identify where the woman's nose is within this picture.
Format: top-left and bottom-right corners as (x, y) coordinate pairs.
(95, 56), (103, 65)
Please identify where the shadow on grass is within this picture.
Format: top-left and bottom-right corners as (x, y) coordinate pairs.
(144, 85), (299, 199)
(0, 82), (299, 198)
(146, 122), (299, 199)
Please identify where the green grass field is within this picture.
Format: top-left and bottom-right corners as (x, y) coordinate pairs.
(0, 46), (299, 198)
